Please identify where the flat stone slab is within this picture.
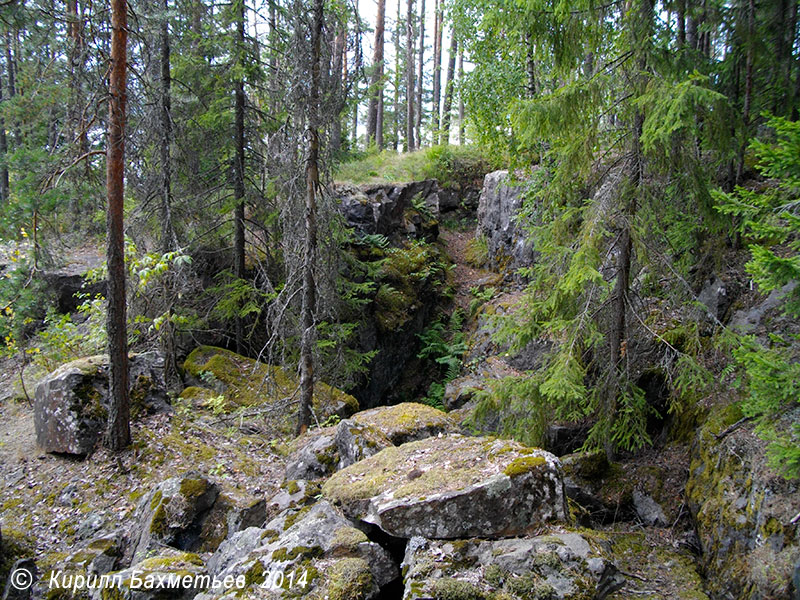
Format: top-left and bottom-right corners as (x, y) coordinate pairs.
(322, 435), (567, 539)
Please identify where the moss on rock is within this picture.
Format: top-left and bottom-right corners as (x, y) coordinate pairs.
(182, 346), (358, 432)
(503, 456), (546, 478)
(326, 558), (376, 600)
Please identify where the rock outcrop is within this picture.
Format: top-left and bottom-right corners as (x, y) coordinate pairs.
(476, 170), (535, 271)
(336, 179), (440, 243)
(686, 403), (800, 600)
(284, 403), (455, 480)
(323, 435), (566, 539)
(402, 533), (624, 600)
(205, 500), (399, 599)
(182, 346), (358, 434)
(34, 353), (169, 456)
(130, 472), (220, 564)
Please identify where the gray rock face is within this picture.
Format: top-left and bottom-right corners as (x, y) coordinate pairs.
(284, 430), (339, 481)
(88, 550), (207, 600)
(697, 275), (732, 323)
(284, 403), (455, 479)
(730, 280), (798, 333)
(2, 558), (38, 600)
(334, 419), (392, 469)
(130, 472), (220, 564)
(34, 353), (169, 456)
(476, 170), (535, 271)
(401, 533), (624, 600)
(632, 489), (668, 527)
(336, 179), (440, 242)
(687, 405), (800, 599)
(323, 435), (567, 539)
(206, 500), (398, 599)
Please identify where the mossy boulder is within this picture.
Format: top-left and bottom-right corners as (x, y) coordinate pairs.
(34, 353), (170, 456)
(284, 403), (456, 481)
(284, 429), (340, 481)
(131, 472), (220, 564)
(205, 501), (397, 598)
(334, 419), (392, 470)
(92, 550), (206, 600)
(401, 532), (623, 600)
(336, 402), (457, 470)
(349, 402), (455, 445)
(686, 403), (800, 599)
(182, 346), (358, 432)
(323, 435), (566, 539)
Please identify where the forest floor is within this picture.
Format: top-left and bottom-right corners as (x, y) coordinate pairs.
(0, 361), (286, 571)
(0, 217), (708, 598)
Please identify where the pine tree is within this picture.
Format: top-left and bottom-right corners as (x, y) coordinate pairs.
(106, 0), (130, 451)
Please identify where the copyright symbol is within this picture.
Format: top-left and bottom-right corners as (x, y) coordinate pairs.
(10, 567), (33, 591)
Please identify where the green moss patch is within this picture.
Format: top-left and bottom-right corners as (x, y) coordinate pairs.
(503, 456), (546, 478)
(183, 346), (358, 430)
(323, 435), (546, 504)
(351, 402), (454, 443)
(325, 557), (375, 600)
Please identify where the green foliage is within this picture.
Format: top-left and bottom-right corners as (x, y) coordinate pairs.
(334, 146), (498, 188)
(714, 116), (800, 478)
(715, 116), (800, 314)
(210, 270), (275, 323)
(464, 235), (489, 268)
(0, 258), (49, 357)
(418, 310), (468, 408)
(468, 286), (496, 317)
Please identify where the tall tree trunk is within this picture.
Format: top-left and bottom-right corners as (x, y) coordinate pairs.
(415, 0), (425, 147)
(160, 0), (176, 253)
(677, 0), (686, 47)
(106, 0), (130, 452)
(736, 0), (754, 184)
(268, 0), (278, 112)
(297, 0), (324, 436)
(233, 0), (247, 354)
(606, 0), (652, 459)
(432, 0), (443, 140)
(526, 32), (536, 97)
(457, 48), (464, 143)
(405, 0), (416, 151)
(687, 10), (698, 50)
(776, 0), (796, 116)
(440, 34), (457, 145)
(366, 0), (385, 148)
(393, 0), (402, 150)
(331, 28), (346, 154)
(0, 66), (8, 204)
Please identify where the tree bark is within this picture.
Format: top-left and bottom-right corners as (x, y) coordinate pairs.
(457, 47), (464, 143)
(526, 32), (536, 97)
(736, 0), (754, 184)
(415, 0), (425, 147)
(233, 0), (247, 354)
(331, 27), (346, 154)
(677, 0), (686, 47)
(440, 34), (457, 145)
(393, 0), (402, 150)
(106, 0), (130, 452)
(606, 0), (652, 459)
(405, 0), (416, 151)
(0, 66), (8, 204)
(366, 0), (385, 148)
(432, 0), (443, 140)
(160, 0), (176, 253)
(297, 0), (324, 436)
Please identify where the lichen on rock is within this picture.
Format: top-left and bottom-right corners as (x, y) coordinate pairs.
(322, 435), (566, 539)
